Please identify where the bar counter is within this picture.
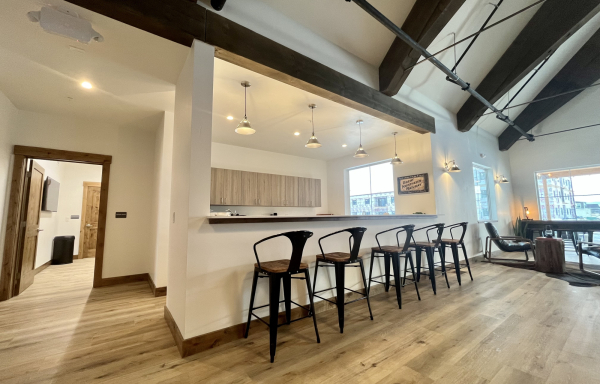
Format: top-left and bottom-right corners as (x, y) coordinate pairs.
(208, 214), (438, 224)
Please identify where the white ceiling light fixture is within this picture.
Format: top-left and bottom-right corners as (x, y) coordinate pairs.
(227, 115), (234, 120)
(235, 81), (255, 135)
(81, 81), (92, 89)
(354, 119), (368, 158)
(305, 104), (322, 148)
(27, 6), (104, 44)
(390, 132), (403, 165)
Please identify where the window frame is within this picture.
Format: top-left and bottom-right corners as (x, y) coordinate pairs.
(472, 163), (497, 223)
(345, 160), (396, 216)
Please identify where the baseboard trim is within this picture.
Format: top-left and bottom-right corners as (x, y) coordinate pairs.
(34, 261), (51, 275)
(94, 273), (149, 288)
(147, 274), (167, 297)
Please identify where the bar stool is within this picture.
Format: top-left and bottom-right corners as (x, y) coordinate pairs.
(410, 223), (450, 295)
(369, 224), (420, 309)
(312, 227), (373, 333)
(440, 222), (473, 286)
(245, 230), (319, 363)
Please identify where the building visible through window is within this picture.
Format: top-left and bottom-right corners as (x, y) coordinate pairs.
(348, 162), (395, 215)
(473, 164), (492, 221)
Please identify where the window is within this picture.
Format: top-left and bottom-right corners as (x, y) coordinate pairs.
(536, 166), (600, 221)
(473, 164), (494, 221)
(348, 162), (395, 215)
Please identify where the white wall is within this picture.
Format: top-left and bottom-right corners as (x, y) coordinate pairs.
(0, 91), (17, 276)
(151, 112), (174, 288)
(327, 132), (436, 216)
(508, 87), (600, 220)
(6, 110), (157, 279)
(211, 142), (328, 215)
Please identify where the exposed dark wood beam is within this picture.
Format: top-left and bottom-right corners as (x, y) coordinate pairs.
(66, 0), (435, 134)
(498, 27), (600, 151)
(379, 0), (466, 96)
(456, 0), (600, 132)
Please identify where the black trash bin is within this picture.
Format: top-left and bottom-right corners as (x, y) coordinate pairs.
(51, 236), (75, 265)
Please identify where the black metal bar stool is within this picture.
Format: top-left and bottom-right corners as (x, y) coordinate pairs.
(440, 222), (473, 286)
(312, 227), (372, 333)
(369, 224), (420, 309)
(410, 223), (450, 295)
(245, 230), (319, 363)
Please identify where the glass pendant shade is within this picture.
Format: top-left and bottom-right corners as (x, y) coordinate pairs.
(236, 81), (255, 135)
(305, 136), (322, 148)
(235, 118), (255, 135)
(354, 146), (368, 158)
(305, 104), (321, 148)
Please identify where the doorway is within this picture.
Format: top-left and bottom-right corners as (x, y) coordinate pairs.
(0, 146), (111, 301)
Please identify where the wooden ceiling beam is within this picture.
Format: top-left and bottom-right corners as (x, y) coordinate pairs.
(498, 27), (600, 151)
(65, 0), (435, 134)
(378, 0), (466, 97)
(457, 0), (600, 132)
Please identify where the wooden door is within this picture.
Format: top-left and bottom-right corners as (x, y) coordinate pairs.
(80, 183), (101, 259)
(284, 176), (298, 207)
(257, 173), (272, 206)
(240, 171), (258, 205)
(15, 161), (45, 294)
(270, 174), (285, 206)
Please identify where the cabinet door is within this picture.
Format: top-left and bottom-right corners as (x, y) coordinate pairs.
(240, 171), (258, 205)
(285, 176), (298, 207)
(270, 174), (285, 207)
(312, 178), (321, 207)
(257, 173), (272, 206)
(225, 170), (242, 205)
(210, 168), (221, 205)
(298, 177), (311, 207)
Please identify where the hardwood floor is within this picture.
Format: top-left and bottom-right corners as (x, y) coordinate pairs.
(1, 257), (599, 383)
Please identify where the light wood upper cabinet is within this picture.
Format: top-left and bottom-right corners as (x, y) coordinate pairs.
(210, 168), (320, 207)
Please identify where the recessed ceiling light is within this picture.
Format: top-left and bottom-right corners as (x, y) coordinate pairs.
(81, 81), (92, 89)
(294, 132), (300, 136)
(227, 116), (234, 120)
(342, 144), (347, 147)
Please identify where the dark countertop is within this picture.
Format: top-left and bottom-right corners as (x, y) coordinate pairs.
(208, 214), (437, 224)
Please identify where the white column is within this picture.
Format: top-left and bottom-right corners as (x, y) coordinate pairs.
(167, 40), (215, 335)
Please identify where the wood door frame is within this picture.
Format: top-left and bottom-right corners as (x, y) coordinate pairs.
(78, 182), (102, 259)
(0, 146), (112, 301)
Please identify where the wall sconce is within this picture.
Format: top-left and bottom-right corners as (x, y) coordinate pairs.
(495, 175), (509, 184)
(444, 160), (460, 172)
(524, 206), (530, 219)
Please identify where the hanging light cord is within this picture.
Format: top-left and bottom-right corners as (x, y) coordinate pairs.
(311, 108), (315, 136)
(244, 86), (247, 119)
(501, 54), (553, 112)
(517, 122), (600, 141)
(359, 121), (363, 146)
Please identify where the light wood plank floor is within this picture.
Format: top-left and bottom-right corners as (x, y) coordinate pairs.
(1, 257), (599, 383)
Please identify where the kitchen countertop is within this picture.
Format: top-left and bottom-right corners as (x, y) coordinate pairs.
(208, 214), (437, 224)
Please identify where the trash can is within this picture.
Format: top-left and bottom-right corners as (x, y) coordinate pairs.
(51, 236), (75, 265)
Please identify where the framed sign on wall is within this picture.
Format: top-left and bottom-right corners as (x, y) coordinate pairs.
(398, 173), (429, 194)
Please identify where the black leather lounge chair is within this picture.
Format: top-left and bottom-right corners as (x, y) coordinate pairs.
(484, 222), (535, 263)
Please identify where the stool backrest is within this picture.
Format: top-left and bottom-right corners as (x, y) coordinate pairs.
(412, 223), (445, 246)
(253, 230), (314, 273)
(318, 227), (367, 263)
(375, 224), (415, 253)
(446, 222), (468, 243)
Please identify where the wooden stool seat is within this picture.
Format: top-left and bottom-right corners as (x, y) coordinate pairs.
(317, 252), (364, 263)
(411, 241), (437, 247)
(372, 246), (406, 253)
(441, 238), (460, 244)
(255, 260), (309, 274)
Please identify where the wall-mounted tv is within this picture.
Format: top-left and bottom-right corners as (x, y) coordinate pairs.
(42, 176), (60, 212)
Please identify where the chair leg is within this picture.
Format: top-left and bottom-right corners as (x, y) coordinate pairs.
(403, 253), (409, 286)
(311, 260), (320, 311)
(358, 259), (374, 320)
(461, 244), (473, 281)
(283, 274), (292, 324)
(304, 270), (320, 343)
(368, 250), (375, 295)
(407, 253), (421, 301)
(269, 274), (281, 363)
(384, 253), (391, 292)
(390, 253), (402, 309)
(426, 248), (436, 295)
(415, 248), (422, 282)
(451, 244), (461, 286)
(334, 262), (346, 333)
(245, 270), (259, 338)
(438, 246), (450, 289)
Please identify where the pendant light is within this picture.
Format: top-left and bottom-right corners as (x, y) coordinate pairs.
(305, 104), (321, 148)
(235, 81), (255, 135)
(354, 119), (368, 158)
(390, 132), (403, 165)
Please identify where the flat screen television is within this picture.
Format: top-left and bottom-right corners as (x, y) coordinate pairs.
(42, 176), (60, 212)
